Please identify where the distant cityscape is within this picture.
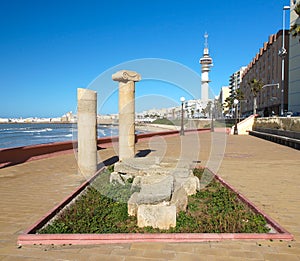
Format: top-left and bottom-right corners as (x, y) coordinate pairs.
(2, 3), (300, 123)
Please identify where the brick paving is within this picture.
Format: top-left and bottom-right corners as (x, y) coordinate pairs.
(0, 132), (300, 260)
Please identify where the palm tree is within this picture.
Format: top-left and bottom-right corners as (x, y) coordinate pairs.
(295, 1), (300, 16)
(248, 78), (264, 115)
(235, 88), (245, 118)
(205, 101), (213, 118)
(223, 96), (233, 116)
(235, 88), (245, 101)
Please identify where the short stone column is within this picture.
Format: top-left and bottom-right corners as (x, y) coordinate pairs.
(112, 70), (141, 161)
(77, 88), (97, 176)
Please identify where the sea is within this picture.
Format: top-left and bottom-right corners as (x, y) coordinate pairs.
(0, 123), (122, 149)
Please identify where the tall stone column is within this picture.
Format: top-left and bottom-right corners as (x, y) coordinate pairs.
(112, 70), (141, 161)
(77, 88), (97, 176)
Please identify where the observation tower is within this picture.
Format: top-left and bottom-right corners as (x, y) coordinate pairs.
(199, 33), (213, 102)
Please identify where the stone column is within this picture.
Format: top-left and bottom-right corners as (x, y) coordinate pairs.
(77, 88), (97, 176)
(112, 70), (141, 161)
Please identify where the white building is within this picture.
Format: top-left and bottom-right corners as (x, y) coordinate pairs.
(0, 118), (9, 123)
(218, 86), (230, 115)
(229, 67), (247, 97)
(288, 0), (300, 113)
(183, 99), (208, 118)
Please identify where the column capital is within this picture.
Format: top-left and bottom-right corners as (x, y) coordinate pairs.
(112, 70), (141, 83)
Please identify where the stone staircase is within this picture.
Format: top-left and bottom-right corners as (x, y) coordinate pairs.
(230, 114), (256, 135)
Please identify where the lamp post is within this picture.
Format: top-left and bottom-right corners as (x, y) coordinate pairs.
(180, 96), (185, 136)
(233, 99), (239, 135)
(279, 5), (290, 116)
(211, 102), (214, 132)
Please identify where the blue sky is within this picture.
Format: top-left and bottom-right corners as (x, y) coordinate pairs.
(0, 0), (290, 118)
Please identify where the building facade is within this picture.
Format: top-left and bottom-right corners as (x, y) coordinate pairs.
(229, 67), (247, 97)
(240, 30), (289, 116)
(228, 67), (247, 117)
(218, 86), (230, 115)
(289, 0), (300, 113)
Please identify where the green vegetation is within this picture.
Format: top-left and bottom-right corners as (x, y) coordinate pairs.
(294, 2), (300, 16)
(203, 120), (233, 128)
(151, 118), (187, 126)
(290, 2), (300, 37)
(290, 24), (300, 37)
(173, 169), (269, 233)
(248, 78), (264, 115)
(38, 168), (270, 234)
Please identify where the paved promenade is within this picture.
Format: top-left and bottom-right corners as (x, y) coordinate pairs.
(0, 133), (300, 260)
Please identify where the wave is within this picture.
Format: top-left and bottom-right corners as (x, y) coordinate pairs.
(98, 129), (106, 136)
(23, 128), (53, 133)
(0, 127), (29, 132)
(0, 125), (114, 149)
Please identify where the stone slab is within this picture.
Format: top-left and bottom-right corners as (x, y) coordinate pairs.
(114, 157), (161, 176)
(128, 192), (139, 216)
(170, 186), (188, 213)
(136, 175), (174, 204)
(182, 176), (200, 196)
(110, 172), (125, 185)
(137, 204), (176, 229)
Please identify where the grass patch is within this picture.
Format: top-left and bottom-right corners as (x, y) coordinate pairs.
(203, 121), (232, 128)
(151, 118), (188, 126)
(38, 168), (270, 234)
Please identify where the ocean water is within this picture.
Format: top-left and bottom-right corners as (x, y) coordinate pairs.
(0, 123), (120, 149)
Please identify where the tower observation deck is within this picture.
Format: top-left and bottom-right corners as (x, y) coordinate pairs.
(199, 33), (213, 101)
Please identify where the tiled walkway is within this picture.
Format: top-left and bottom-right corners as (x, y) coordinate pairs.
(0, 133), (299, 260)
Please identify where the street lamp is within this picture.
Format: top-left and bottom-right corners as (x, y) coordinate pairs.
(180, 96), (185, 136)
(233, 99), (239, 135)
(279, 5), (290, 116)
(262, 83), (280, 89)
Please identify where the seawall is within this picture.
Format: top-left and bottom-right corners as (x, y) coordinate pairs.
(0, 128), (211, 169)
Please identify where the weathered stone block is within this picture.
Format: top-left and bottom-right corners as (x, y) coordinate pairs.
(171, 168), (190, 179)
(110, 172), (125, 185)
(131, 176), (142, 192)
(170, 187), (188, 213)
(136, 175), (174, 204)
(114, 157), (162, 176)
(137, 204), (176, 229)
(128, 192), (139, 216)
(114, 161), (140, 176)
(141, 166), (170, 176)
(120, 173), (133, 183)
(182, 176), (200, 195)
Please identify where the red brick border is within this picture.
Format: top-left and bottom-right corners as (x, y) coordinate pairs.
(17, 167), (293, 245)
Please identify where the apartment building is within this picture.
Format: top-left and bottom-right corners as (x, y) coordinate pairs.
(240, 30), (289, 116)
(218, 86), (230, 115)
(229, 67), (247, 97)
